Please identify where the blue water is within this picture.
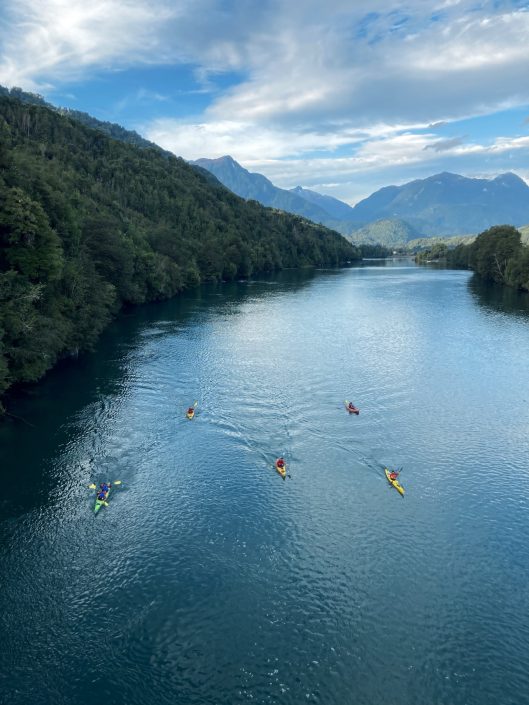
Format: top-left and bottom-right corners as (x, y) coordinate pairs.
(1, 262), (529, 705)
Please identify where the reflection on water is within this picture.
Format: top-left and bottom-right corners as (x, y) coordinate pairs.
(1, 263), (529, 705)
(469, 274), (529, 318)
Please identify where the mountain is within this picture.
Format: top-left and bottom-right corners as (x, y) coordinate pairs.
(351, 172), (529, 236)
(347, 219), (420, 247)
(289, 186), (357, 221)
(193, 156), (529, 242)
(191, 156), (340, 226)
(0, 93), (357, 408)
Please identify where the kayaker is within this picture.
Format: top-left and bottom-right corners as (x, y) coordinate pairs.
(389, 470), (399, 481)
(187, 407), (194, 415)
(97, 491), (107, 501)
(348, 402), (356, 411)
(276, 458), (285, 469)
(100, 483), (110, 492)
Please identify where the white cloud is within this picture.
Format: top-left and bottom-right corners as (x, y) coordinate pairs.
(0, 0), (192, 88)
(237, 131), (529, 204)
(2, 0), (529, 202)
(144, 116), (432, 161)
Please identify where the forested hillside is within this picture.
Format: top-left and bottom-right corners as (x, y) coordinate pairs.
(416, 225), (529, 292)
(0, 95), (357, 410)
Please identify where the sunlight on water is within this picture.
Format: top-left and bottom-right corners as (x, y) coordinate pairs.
(1, 263), (529, 705)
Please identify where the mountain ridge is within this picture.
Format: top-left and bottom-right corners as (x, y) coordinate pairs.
(8, 82), (525, 244)
(193, 154), (529, 242)
(191, 156), (343, 228)
(352, 170), (529, 235)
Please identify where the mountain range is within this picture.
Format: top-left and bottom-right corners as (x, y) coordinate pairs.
(3, 86), (528, 245)
(192, 156), (529, 243)
(191, 156), (351, 231)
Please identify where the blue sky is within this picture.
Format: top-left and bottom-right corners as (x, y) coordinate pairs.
(1, 0), (529, 204)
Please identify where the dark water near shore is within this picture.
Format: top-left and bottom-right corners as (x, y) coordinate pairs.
(1, 262), (529, 705)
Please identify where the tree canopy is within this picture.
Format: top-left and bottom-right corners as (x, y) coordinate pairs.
(416, 224), (529, 292)
(0, 95), (358, 409)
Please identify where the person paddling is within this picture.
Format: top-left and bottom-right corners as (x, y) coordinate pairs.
(389, 470), (399, 481)
(276, 457), (285, 469)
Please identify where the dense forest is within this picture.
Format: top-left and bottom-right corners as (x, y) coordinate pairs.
(415, 225), (529, 291)
(0, 94), (358, 411)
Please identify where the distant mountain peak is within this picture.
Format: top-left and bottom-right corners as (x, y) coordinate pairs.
(352, 170), (529, 236)
(493, 172), (526, 186)
(191, 155), (356, 228)
(191, 152), (529, 241)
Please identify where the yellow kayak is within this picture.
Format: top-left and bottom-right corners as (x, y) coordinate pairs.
(275, 459), (287, 479)
(385, 468), (404, 496)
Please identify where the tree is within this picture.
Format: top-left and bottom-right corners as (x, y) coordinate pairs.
(0, 186), (63, 282)
(469, 225), (522, 283)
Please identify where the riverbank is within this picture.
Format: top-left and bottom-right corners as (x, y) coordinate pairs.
(415, 224), (529, 292)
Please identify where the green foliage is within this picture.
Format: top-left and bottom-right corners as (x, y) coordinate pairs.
(504, 245), (529, 291)
(446, 243), (472, 269)
(415, 243), (448, 263)
(0, 186), (63, 281)
(417, 224), (529, 292)
(358, 244), (392, 258)
(347, 218), (420, 246)
(467, 225), (522, 284)
(407, 234), (476, 251)
(0, 94), (358, 407)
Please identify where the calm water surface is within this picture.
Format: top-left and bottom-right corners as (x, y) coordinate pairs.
(1, 262), (529, 705)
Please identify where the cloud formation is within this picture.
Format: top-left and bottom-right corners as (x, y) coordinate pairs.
(1, 0), (529, 202)
(425, 137), (465, 152)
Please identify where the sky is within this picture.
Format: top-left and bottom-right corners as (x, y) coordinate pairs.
(1, 0), (529, 204)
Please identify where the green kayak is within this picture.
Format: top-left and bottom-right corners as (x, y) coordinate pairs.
(94, 484), (111, 513)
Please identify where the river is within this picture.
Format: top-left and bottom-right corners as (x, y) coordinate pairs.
(1, 261), (529, 705)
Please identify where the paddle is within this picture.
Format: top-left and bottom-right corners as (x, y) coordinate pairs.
(186, 401), (198, 417)
(344, 399), (359, 414)
(88, 480), (122, 489)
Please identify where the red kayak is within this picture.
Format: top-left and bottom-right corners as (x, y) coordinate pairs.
(344, 400), (359, 415)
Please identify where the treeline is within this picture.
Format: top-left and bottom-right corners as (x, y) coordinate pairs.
(0, 94), (358, 409)
(0, 85), (168, 154)
(358, 244), (392, 258)
(415, 242), (450, 263)
(416, 225), (529, 291)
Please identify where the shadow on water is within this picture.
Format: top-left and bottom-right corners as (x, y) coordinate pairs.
(0, 269), (320, 516)
(468, 274), (529, 319)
